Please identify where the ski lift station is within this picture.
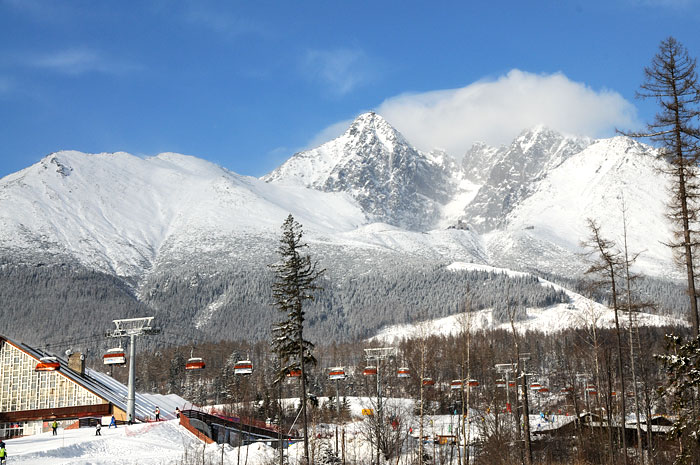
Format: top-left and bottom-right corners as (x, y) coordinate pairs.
(0, 335), (185, 439)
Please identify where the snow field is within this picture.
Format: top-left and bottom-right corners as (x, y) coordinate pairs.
(2, 395), (592, 465)
(370, 262), (687, 341)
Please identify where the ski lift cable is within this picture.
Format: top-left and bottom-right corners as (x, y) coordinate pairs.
(40, 333), (106, 352)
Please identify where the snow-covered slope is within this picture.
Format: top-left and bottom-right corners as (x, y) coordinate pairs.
(6, 419), (277, 465)
(488, 136), (674, 276)
(0, 150), (367, 276)
(0, 113), (688, 342)
(371, 262), (687, 341)
(0, 114), (677, 280)
(264, 112), (460, 230)
(461, 126), (591, 233)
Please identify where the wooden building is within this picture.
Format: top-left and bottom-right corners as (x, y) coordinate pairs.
(0, 335), (134, 438)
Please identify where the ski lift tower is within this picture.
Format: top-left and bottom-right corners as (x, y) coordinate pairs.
(496, 362), (517, 412)
(106, 317), (160, 422)
(364, 347), (396, 465)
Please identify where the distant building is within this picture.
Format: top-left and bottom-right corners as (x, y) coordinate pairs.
(0, 335), (182, 439)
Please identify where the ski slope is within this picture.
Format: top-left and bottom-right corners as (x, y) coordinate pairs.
(370, 262), (688, 341)
(5, 419), (277, 465)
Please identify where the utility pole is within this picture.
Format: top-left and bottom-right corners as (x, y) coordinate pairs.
(329, 366), (348, 456)
(496, 363), (517, 415)
(106, 317), (160, 422)
(518, 353), (533, 465)
(365, 347), (396, 465)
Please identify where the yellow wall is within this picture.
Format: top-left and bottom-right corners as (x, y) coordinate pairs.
(0, 341), (105, 412)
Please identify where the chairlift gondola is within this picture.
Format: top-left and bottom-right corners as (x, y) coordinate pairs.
(450, 379), (463, 390)
(103, 347), (126, 366)
(234, 359), (253, 375)
(495, 379), (506, 388)
(397, 367), (411, 379)
(363, 366), (377, 376)
(422, 378), (435, 386)
(186, 357), (205, 370)
(467, 379), (479, 387)
(35, 356), (60, 372)
(329, 367), (346, 380)
(287, 369), (302, 378)
(185, 348), (205, 370)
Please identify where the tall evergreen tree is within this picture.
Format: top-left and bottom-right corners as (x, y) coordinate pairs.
(269, 214), (324, 465)
(657, 334), (700, 465)
(625, 37), (700, 337)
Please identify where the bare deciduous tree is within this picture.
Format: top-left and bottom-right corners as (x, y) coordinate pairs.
(624, 36), (700, 337)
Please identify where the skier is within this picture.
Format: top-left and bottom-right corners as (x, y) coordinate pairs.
(0, 442), (7, 464)
(154, 406), (160, 421)
(51, 420), (58, 435)
(95, 422), (102, 436)
(109, 415), (117, 428)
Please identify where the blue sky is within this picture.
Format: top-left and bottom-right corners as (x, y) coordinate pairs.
(1, 0), (699, 179)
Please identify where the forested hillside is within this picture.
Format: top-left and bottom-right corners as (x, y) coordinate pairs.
(0, 260), (688, 352)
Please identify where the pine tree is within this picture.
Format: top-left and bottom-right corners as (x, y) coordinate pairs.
(270, 214), (325, 465)
(625, 37), (700, 337)
(657, 334), (700, 465)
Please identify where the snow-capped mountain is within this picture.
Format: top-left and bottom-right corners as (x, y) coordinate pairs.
(264, 112), (459, 231)
(0, 150), (366, 277)
(0, 114), (672, 281)
(487, 135), (672, 276)
(0, 112), (685, 343)
(461, 126), (591, 233)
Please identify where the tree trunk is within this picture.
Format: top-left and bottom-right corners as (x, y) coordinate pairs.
(299, 329), (310, 465)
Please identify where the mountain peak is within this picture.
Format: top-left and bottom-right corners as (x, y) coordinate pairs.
(263, 112), (457, 230)
(347, 111), (390, 131)
(460, 126), (593, 233)
(263, 112), (410, 188)
(514, 125), (564, 152)
(342, 112), (407, 151)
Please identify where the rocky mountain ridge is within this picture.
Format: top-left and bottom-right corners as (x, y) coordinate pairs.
(0, 112), (683, 345)
(264, 112), (460, 230)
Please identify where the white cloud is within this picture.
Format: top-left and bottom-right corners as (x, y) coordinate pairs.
(29, 48), (140, 76)
(181, 5), (268, 38)
(302, 48), (372, 95)
(359, 69), (639, 157)
(306, 118), (354, 149)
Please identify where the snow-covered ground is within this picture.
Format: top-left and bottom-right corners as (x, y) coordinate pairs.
(2, 396), (596, 465)
(370, 262), (688, 341)
(5, 419), (277, 465)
